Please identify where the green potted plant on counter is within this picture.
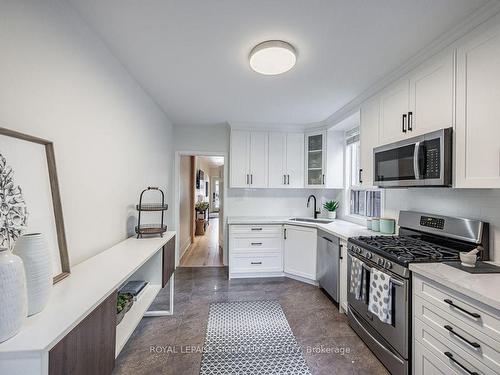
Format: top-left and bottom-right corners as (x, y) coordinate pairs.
(323, 200), (339, 220)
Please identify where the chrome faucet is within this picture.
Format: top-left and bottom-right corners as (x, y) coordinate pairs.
(307, 194), (321, 219)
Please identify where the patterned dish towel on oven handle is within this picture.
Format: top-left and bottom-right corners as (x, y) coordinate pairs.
(349, 255), (365, 300)
(368, 268), (392, 324)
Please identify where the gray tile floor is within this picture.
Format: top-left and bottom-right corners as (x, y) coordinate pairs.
(114, 267), (389, 375)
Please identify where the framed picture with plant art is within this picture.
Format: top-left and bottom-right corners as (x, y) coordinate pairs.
(0, 127), (70, 283)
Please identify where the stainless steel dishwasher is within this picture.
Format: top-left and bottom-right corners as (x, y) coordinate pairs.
(316, 230), (340, 302)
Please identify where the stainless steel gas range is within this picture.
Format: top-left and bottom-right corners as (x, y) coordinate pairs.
(346, 211), (489, 375)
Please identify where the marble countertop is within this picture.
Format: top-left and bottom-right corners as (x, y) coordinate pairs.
(410, 262), (500, 312)
(227, 216), (377, 241)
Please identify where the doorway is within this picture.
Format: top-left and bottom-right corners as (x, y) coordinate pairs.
(177, 155), (224, 267)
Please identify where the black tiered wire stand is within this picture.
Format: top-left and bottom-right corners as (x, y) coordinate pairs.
(135, 187), (168, 238)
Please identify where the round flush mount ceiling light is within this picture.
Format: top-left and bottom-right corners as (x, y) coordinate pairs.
(249, 40), (297, 75)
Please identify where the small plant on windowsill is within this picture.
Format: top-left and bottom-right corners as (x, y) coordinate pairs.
(323, 200), (339, 220)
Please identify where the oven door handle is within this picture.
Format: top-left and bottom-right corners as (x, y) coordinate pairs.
(413, 141), (421, 180)
(361, 263), (404, 287)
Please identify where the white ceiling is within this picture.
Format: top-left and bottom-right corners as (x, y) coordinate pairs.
(69, 0), (488, 126)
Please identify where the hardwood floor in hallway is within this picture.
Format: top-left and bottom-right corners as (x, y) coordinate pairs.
(179, 217), (223, 267)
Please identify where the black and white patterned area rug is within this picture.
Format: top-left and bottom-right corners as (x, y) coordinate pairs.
(199, 300), (311, 375)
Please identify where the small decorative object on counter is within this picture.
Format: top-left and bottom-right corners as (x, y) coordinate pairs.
(379, 218), (396, 234)
(371, 218), (380, 232)
(135, 187), (168, 238)
(0, 247), (27, 343)
(323, 200), (339, 220)
(116, 292), (134, 325)
(366, 219), (372, 230)
(13, 233), (52, 316)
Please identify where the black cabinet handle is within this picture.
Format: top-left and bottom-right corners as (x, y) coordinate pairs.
(339, 244), (343, 260)
(359, 169), (363, 184)
(444, 352), (479, 375)
(287, 174), (290, 185)
(402, 113), (407, 133)
(251, 242), (263, 246)
(408, 111), (413, 131)
(444, 325), (481, 349)
(250, 174), (253, 185)
(250, 261), (262, 265)
(283, 174), (286, 185)
(284, 228), (287, 240)
(251, 227), (263, 231)
(246, 174), (249, 184)
(322, 174), (325, 184)
(444, 299), (481, 319)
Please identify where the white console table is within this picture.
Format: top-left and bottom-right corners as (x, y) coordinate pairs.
(0, 232), (176, 375)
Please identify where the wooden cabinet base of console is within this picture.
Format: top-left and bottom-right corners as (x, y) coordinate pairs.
(162, 236), (175, 287)
(49, 291), (117, 375)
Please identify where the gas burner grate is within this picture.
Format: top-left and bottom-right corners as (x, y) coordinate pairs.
(354, 235), (460, 264)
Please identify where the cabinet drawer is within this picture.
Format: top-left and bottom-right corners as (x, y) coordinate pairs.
(231, 236), (282, 252)
(415, 317), (496, 375)
(230, 224), (282, 235)
(414, 295), (500, 372)
(413, 275), (500, 343)
(230, 253), (282, 273)
(414, 340), (462, 375)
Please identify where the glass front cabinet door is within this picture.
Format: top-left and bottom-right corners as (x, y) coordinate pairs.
(305, 131), (326, 187)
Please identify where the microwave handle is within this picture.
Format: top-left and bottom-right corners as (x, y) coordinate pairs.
(414, 141), (421, 180)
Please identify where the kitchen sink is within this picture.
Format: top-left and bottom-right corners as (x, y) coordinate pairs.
(288, 217), (334, 224)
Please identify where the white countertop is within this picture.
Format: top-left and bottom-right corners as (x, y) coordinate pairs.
(0, 233), (175, 355)
(227, 216), (378, 240)
(410, 262), (500, 312)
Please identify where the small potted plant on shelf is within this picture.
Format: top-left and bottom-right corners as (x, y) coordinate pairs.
(323, 200), (339, 220)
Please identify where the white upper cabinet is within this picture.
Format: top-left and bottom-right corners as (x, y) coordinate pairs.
(268, 133), (287, 188)
(268, 132), (304, 188)
(379, 80), (410, 145)
(249, 131), (269, 188)
(230, 130), (268, 188)
(409, 50), (455, 136)
(325, 129), (345, 189)
(285, 133), (305, 188)
(305, 130), (327, 187)
(456, 21), (500, 188)
(378, 51), (455, 146)
(230, 130), (250, 188)
(360, 96), (380, 187)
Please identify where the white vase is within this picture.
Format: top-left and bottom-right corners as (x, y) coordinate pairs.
(328, 211), (337, 220)
(13, 234), (52, 316)
(0, 247), (27, 342)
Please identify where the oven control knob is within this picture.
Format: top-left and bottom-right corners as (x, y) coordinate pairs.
(356, 247), (362, 254)
(365, 252), (372, 259)
(377, 258), (384, 266)
(385, 261), (392, 269)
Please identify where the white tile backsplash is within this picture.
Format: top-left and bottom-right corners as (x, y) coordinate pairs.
(384, 188), (500, 261)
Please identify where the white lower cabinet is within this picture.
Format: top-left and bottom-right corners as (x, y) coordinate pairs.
(283, 225), (317, 282)
(413, 274), (500, 375)
(229, 224), (283, 278)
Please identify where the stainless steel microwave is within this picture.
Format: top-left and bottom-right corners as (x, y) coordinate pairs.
(373, 128), (452, 187)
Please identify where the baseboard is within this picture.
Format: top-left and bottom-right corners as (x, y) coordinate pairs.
(229, 271), (285, 279)
(179, 239), (191, 259)
(284, 273), (319, 286)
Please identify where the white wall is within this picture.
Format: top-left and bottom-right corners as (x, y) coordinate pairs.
(384, 189), (500, 261)
(0, 0), (173, 265)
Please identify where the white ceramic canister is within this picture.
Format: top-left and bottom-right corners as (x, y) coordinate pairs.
(0, 247), (27, 342)
(13, 234), (52, 316)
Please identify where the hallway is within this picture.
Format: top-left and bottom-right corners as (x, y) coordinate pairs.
(179, 217), (223, 267)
